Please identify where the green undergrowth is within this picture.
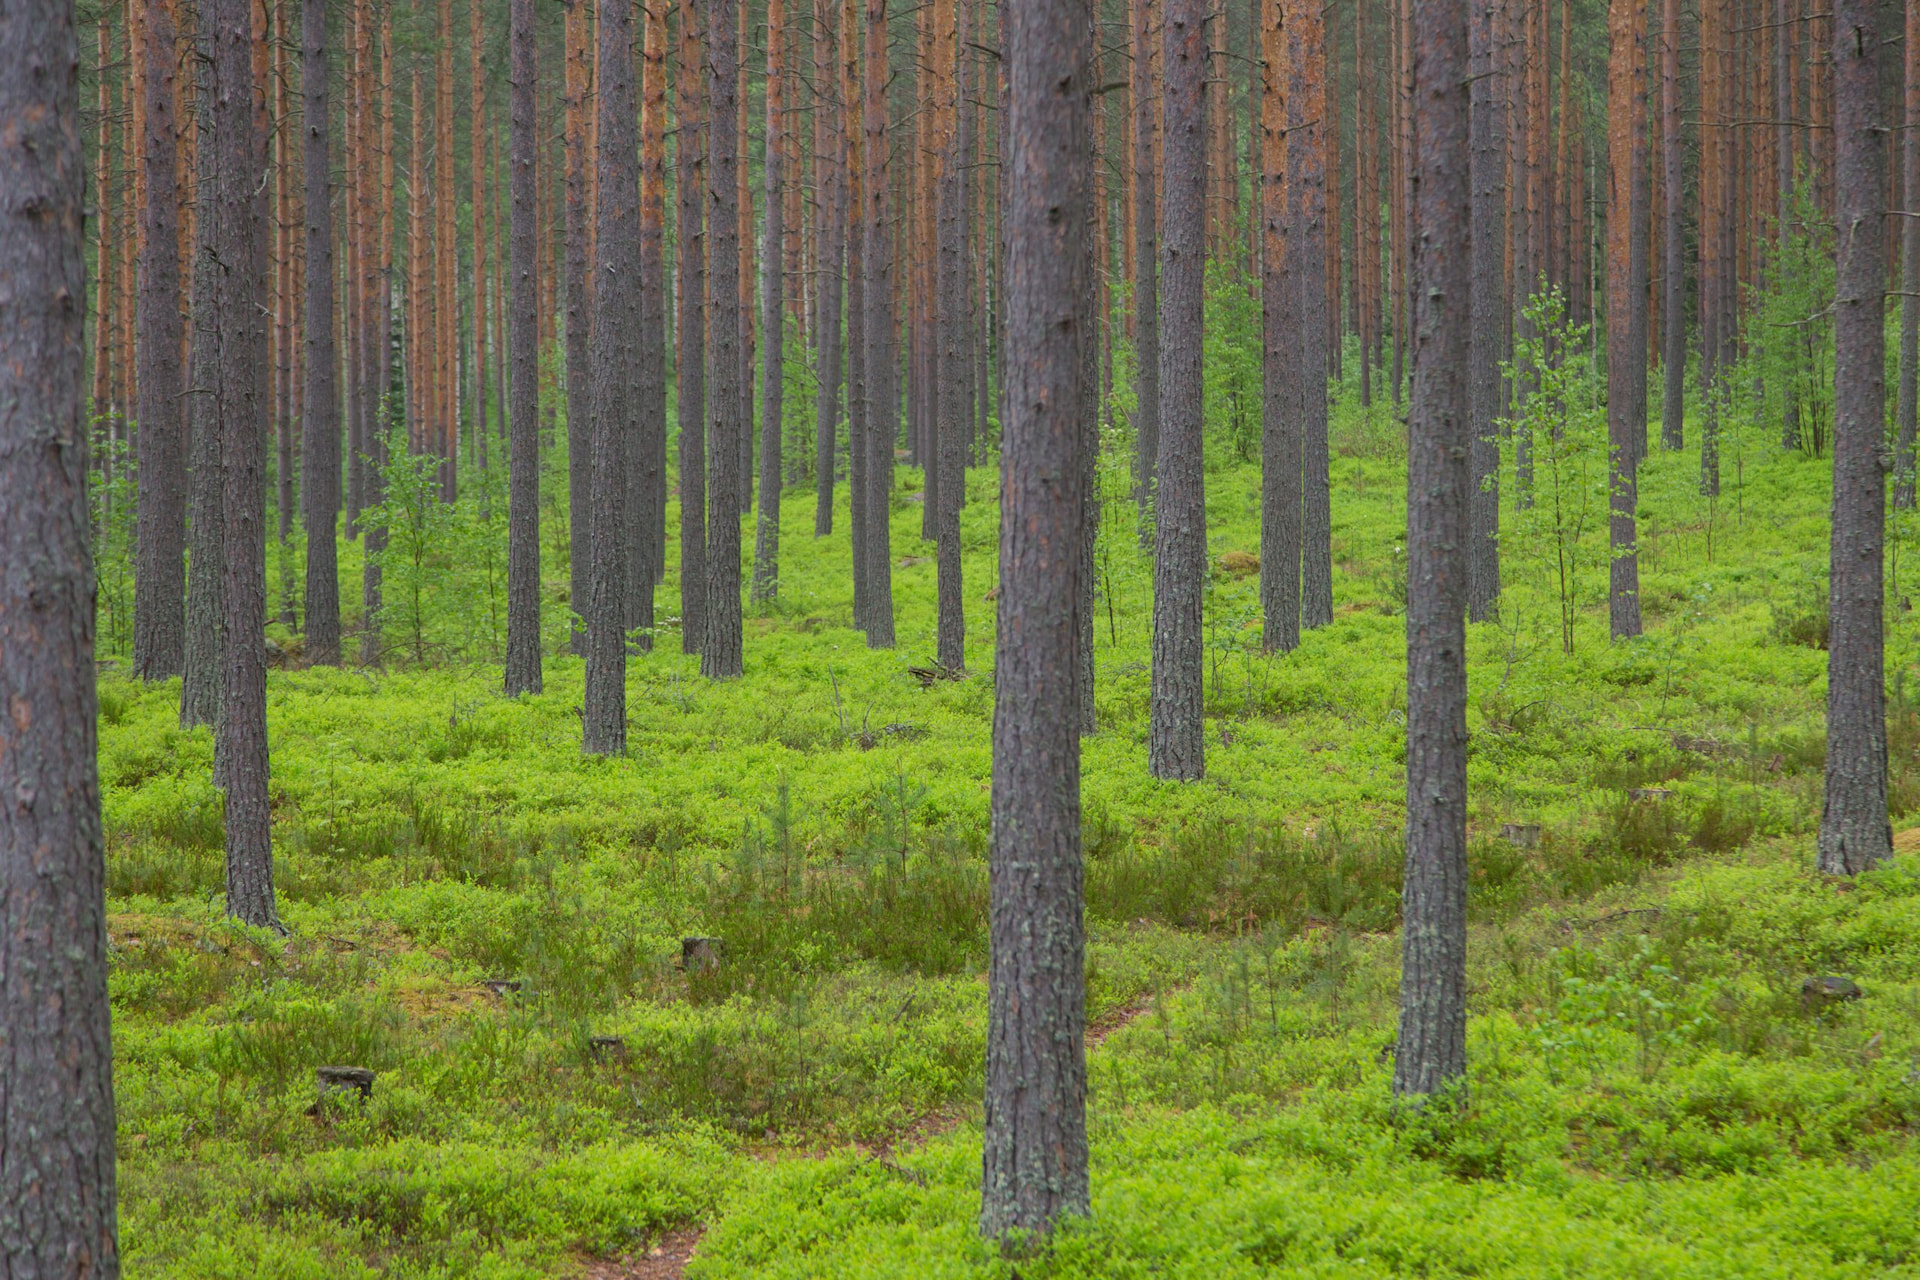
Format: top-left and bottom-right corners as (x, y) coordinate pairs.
(98, 392), (1920, 1275)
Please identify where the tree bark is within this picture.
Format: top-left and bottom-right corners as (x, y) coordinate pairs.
(980, 0), (1091, 1241)
(564, 0), (592, 653)
(1818, 0), (1892, 876)
(504, 0), (543, 697)
(1395, 0), (1470, 1102)
(1130, 0), (1160, 539)
(753, 0), (788, 604)
(301, 0), (340, 666)
(584, 0), (641, 750)
(813, 0), (845, 538)
(1294, 0), (1332, 630)
(1659, 0), (1684, 448)
(935, 0), (969, 670)
(1606, 0), (1643, 641)
(678, 0), (709, 654)
(0, 0), (122, 1265)
(1260, 0), (1300, 654)
(1896, 0), (1919, 505)
(705, 0), (747, 676)
(1149, 0), (1205, 781)
(844, 0), (870, 626)
(635, 0), (668, 606)
(205, 0), (280, 930)
(861, 0), (897, 647)
(1466, 0), (1504, 623)
(134, 0), (187, 679)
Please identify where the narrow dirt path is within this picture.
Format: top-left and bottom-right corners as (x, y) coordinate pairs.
(578, 988), (1171, 1278)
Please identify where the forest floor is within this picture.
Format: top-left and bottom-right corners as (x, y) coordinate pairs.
(99, 399), (1920, 1277)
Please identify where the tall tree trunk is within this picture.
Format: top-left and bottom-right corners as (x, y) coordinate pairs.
(1896, 0), (1919, 505)
(583, 0), (641, 751)
(208, 0), (280, 930)
(181, 52), (225, 732)
(470, 0), (490, 495)
(359, 5), (393, 667)
(1466, 0), (1504, 623)
(861, 0), (897, 647)
(564, 0), (592, 653)
(1130, 0), (1160, 538)
(301, 0), (340, 666)
(0, 0), (122, 1257)
(134, 0), (187, 679)
(980, 0), (1091, 1240)
(813, 0), (845, 537)
(753, 0), (788, 604)
(935, 0), (969, 670)
(1395, 0), (1470, 1102)
(1149, 0), (1205, 781)
(1659, 0), (1684, 448)
(504, 0), (543, 697)
(632, 0), (667, 621)
(844, 0), (870, 625)
(705, 0), (748, 675)
(1606, 0), (1643, 640)
(678, 0), (709, 653)
(1295, 0), (1332, 629)
(1818, 0), (1892, 875)
(1259, 0), (1299, 654)
(737, 0), (755, 521)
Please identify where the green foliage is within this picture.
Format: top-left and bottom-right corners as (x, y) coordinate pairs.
(1202, 263), (1263, 468)
(1741, 179), (1836, 458)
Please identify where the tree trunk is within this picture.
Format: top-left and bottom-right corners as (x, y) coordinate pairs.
(1294, 0), (1332, 630)
(504, 0), (543, 697)
(1130, 0), (1160, 538)
(1896, 0), (1919, 505)
(1259, 0), (1300, 654)
(0, 0), (122, 1265)
(813, 0), (845, 538)
(1659, 0), (1683, 448)
(1818, 0), (1892, 876)
(980, 0), (1090, 1240)
(1466, 0), (1504, 623)
(844, 0), (870, 626)
(206, 0), (280, 930)
(584, 0), (641, 750)
(134, 0), (186, 679)
(753, 0), (788, 604)
(301, 0), (340, 666)
(705, 0), (748, 675)
(861, 0), (897, 647)
(935, 0), (969, 670)
(181, 86), (225, 733)
(678, 0), (709, 654)
(564, 0), (592, 653)
(470, 0), (491, 495)
(359, 8), (393, 667)
(1149, 0), (1205, 781)
(1606, 0), (1643, 641)
(1395, 0), (1469, 1102)
(633, 0), (668, 620)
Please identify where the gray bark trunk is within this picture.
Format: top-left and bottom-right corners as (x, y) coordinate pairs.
(1659, 0), (1684, 450)
(302, 0), (341, 666)
(935, 0), (970, 672)
(752, 25), (785, 606)
(1466, 0), (1504, 623)
(1260, 1), (1300, 655)
(584, 0), (641, 749)
(1395, 0), (1470, 1101)
(1293, 0), (1332, 632)
(1818, 0), (1893, 876)
(1149, 0), (1206, 781)
(565, 0), (593, 655)
(704, 0), (747, 676)
(861, 0), (896, 648)
(208, 0), (281, 931)
(0, 0), (122, 1264)
(678, 2), (708, 655)
(504, 0), (543, 697)
(1131, 0), (1159, 540)
(133, 0), (187, 679)
(980, 0), (1091, 1239)
(814, 0), (845, 539)
(1896, 0), (1919, 505)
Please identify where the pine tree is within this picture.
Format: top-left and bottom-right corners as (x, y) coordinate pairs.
(705, 0), (748, 676)
(504, 0), (542, 697)
(301, 0), (341, 665)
